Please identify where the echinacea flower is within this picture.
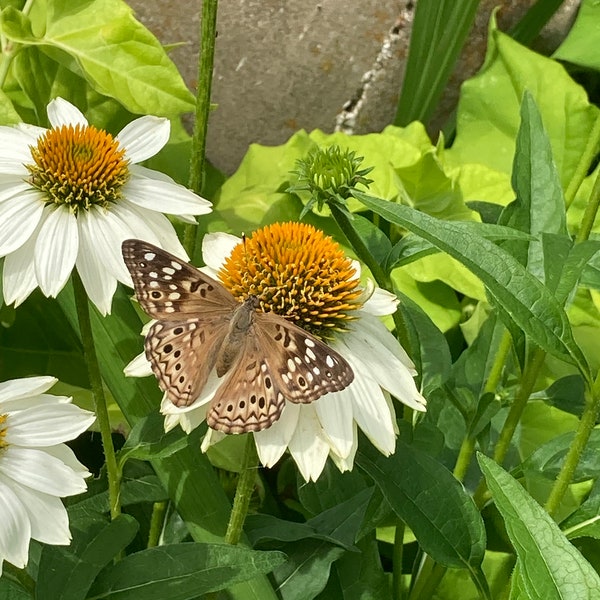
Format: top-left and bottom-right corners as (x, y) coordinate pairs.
(126, 222), (426, 481)
(0, 97), (211, 314)
(0, 376), (95, 575)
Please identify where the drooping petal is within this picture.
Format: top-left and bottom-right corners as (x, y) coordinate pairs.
(363, 286), (399, 316)
(254, 403), (300, 467)
(329, 434), (358, 473)
(118, 199), (189, 259)
(340, 323), (426, 411)
(314, 389), (355, 460)
(0, 377), (57, 405)
(0, 188), (45, 256)
(77, 205), (134, 284)
(42, 445), (92, 479)
(34, 206), (78, 297)
(124, 352), (154, 378)
(122, 177), (211, 216)
(5, 404), (95, 447)
(202, 232), (240, 274)
(116, 116), (170, 164)
(0, 480), (30, 569)
(47, 97), (88, 128)
(0, 447), (88, 497)
(2, 478), (70, 545)
(286, 407), (331, 482)
(75, 218), (118, 315)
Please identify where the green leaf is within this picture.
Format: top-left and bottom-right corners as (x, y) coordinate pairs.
(357, 439), (486, 570)
(561, 478), (600, 540)
(522, 429), (600, 483)
(394, 0), (479, 125)
(353, 191), (590, 379)
(553, 0), (600, 71)
(36, 513), (138, 600)
(271, 540), (345, 600)
(88, 543), (286, 599)
(4, 0), (194, 116)
(118, 410), (189, 464)
(449, 22), (599, 190)
(478, 453), (600, 599)
(530, 375), (586, 419)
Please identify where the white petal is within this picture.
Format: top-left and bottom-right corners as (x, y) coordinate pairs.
(339, 322), (427, 411)
(0, 127), (39, 174)
(355, 312), (416, 370)
(76, 205), (134, 284)
(5, 404), (95, 447)
(254, 403), (300, 467)
(34, 206), (78, 297)
(42, 444), (91, 479)
(123, 177), (212, 216)
(124, 352), (153, 377)
(342, 364), (397, 455)
(287, 407), (330, 482)
(2, 478), (70, 545)
(117, 199), (189, 259)
(330, 435), (358, 473)
(202, 232), (241, 272)
(117, 116), (170, 164)
(0, 377), (57, 405)
(314, 391), (355, 460)
(47, 97), (87, 128)
(200, 428), (226, 452)
(75, 222), (118, 316)
(363, 286), (399, 316)
(0, 447), (88, 496)
(2, 216), (42, 307)
(0, 188), (44, 255)
(0, 179), (35, 203)
(0, 393), (70, 413)
(0, 480), (30, 569)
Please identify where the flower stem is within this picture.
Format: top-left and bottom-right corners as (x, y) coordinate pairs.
(72, 272), (121, 520)
(225, 433), (258, 545)
(147, 500), (168, 547)
(393, 520), (406, 600)
(545, 371), (600, 516)
(565, 113), (600, 209)
(184, 0), (219, 257)
(474, 346), (546, 506)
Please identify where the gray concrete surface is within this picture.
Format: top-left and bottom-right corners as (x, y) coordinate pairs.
(128, 1), (579, 175)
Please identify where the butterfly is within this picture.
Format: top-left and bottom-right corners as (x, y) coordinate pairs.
(122, 239), (355, 434)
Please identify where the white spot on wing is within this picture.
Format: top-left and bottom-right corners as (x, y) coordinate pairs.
(144, 252), (156, 261)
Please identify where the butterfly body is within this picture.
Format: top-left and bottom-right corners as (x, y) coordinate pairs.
(122, 239), (355, 434)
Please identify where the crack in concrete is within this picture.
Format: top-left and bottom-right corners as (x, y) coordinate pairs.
(334, 7), (414, 134)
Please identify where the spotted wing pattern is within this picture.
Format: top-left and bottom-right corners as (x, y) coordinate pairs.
(122, 238), (355, 431)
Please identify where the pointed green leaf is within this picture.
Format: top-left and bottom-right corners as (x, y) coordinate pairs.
(478, 453), (600, 599)
(353, 191), (590, 379)
(88, 543), (286, 599)
(357, 440), (486, 570)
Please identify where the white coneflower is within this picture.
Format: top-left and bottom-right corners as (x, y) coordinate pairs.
(0, 97), (211, 314)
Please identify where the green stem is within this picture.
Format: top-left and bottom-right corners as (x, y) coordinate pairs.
(575, 165), (600, 244)
(225, 434), (258, 545)
(2, 562), (35, 596)
(329, 202), (412, 355)
(474, 346), (546, 507)
(147, 500), (168, 547)
(392, 520), (406, 600)
(565, 113), (600, 210)
(184, 0), (219, 258)
(0, 0), (35, 88)
(72, 272), (121, 520)
(545, 372), (600, 517)
(453, 330), (512, 482)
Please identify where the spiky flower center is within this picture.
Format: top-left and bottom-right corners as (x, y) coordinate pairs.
(219, 222), (364, 338)
(0, 413), (7, 451)
(27, 124), (129, 213)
